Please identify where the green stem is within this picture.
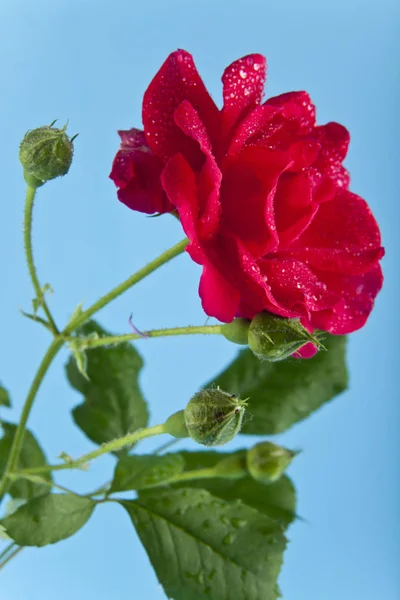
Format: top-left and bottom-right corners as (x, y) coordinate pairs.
(0, 338), (64, 500)
(14, 423), (168, 476)
(24, 185), (59, 335)
(0, 546), (23, 571)
(0, 239), (188, 504)
(143, 467), (219, 490)
(0, 542), (16, 562)
(64, 238), (189, 335)
(7, 473), (85, 498)
(73, 324), (222, 349)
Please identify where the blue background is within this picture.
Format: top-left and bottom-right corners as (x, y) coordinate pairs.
(0, 0), (399, 598)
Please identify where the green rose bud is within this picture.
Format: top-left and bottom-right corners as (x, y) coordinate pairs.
(248, 312), (322, 362)
(220, 318), (250, 345)
(19, 122), (75, 186)
(246, 441), (297, 484)
(184, 388), (247, 447)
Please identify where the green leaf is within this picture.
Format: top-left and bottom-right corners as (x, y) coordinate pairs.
(111, 453), (185, 493)
(207, 334), (348, 434)
(122, 487), (286, 600)
(0, 384), (11, 408)
(0, 493), (95, 547)
(0, 423), (52, 499)
(167, 451), (296, 527)
(66, 321), (149, 455)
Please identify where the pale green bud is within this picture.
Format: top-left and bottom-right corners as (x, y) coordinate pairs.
(19, 122), (75, 186)
(248, 312), (322, 362)
(246, 441), (297, 483)
(184, 388), (247, 447)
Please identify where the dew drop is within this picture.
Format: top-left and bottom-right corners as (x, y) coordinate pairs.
(231, 517), (247, 529)
(223, 532), (236, 545)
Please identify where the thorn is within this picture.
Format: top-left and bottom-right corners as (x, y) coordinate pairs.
(70, 133), (79, 143)
(49, 119), (58, 127)
(128, 314), (149, 338)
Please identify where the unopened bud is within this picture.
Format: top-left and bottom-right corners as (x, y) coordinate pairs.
(184, 388), (247, 447)
(246, 441), (296, 483)
(220, 318), (250, 345)
(19, 122), (75, 186)
(248, 312), (321, 362)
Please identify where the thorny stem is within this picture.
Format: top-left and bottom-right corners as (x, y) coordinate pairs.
(69, 324), (223, 349)
(0, 238), (189, 505)
(12, 424), (168, 476)
(23, 185), (59, 335)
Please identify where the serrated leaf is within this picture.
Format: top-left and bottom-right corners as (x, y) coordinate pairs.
(0, 493), (95, 547)
(165, 451), (296, 527)
(122, 487), (286, 600)
(0, 423), (52, 499)
(207, 334), (348, 435)
(0, 384), (11, 408)
(65, 321), (149, 455)
(111, 453), (185, 493)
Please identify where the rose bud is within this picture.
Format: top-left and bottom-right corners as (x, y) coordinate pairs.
(184, 388), (247, 447)
(248, 312), (323, 362)
(19, 122), (75, 186)
(220, 318), (250, 345)
(246, 441), (297, 484)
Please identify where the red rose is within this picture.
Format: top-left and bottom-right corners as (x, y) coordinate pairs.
(110, 50), (384, 336)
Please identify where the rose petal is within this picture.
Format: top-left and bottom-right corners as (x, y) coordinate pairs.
(109, 129), (171, 214)
(293, 342), (319, 359)
(227, 104), (281, 156)
(274, 172), (319, 248)
(161, 153), (198, 242)
(265, 91), (316, 135)
(221, 54), (267, 137)
(310, 264), (383, 334)
(259, 258), (340, 315)
(286, 190), (384, 274)
(220, 146), (291, 257)
(143, 49), (219, 163)
(174, 100), (222, 237)
(199, 261), (241, 322)
(311, 122), (350, 189)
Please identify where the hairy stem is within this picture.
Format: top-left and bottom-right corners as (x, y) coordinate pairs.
(24, 185), (59, 335)
(0, 338), (64, 500)
(0, 545), (23, 571)
(71, 324), (222, 349)
(13, 423), (168, 476)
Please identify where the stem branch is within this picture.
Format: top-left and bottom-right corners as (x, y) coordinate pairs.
(14, 423), (168, 476)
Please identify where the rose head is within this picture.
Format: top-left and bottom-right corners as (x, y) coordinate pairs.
(110, 50), (384, 336)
